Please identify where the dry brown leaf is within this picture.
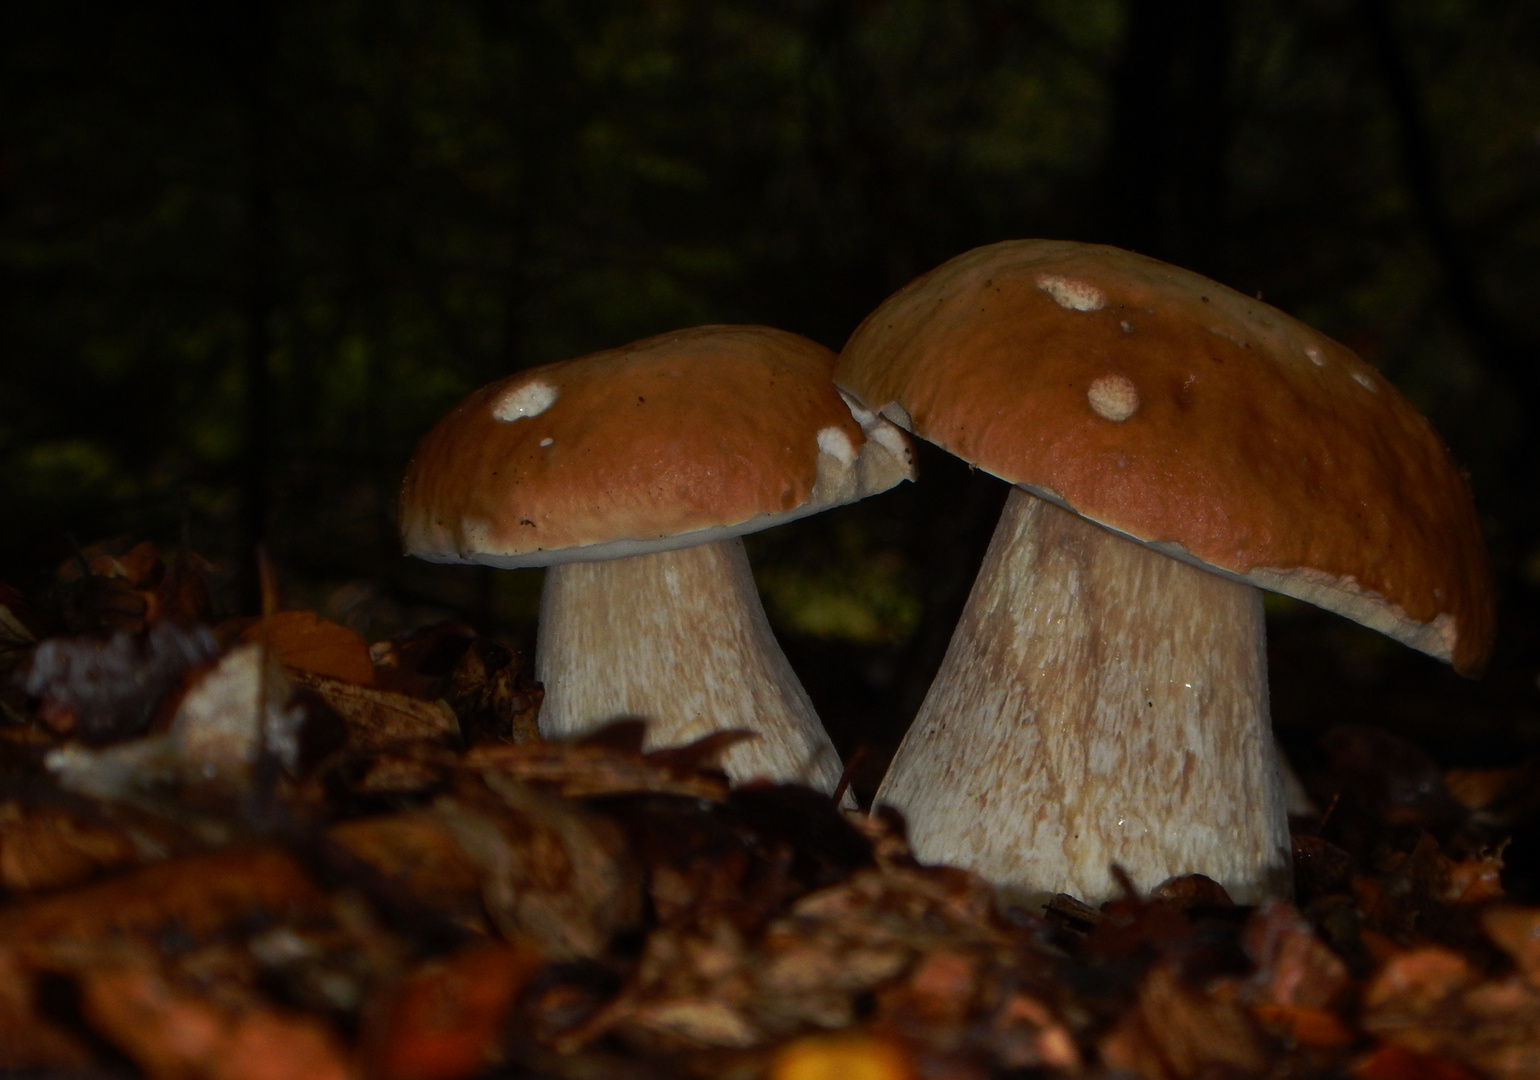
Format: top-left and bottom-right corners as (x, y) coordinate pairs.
(1353, 1043), (1485, 1080)
(1362, 946), (1540, 1079)
(0, 799), (144, 892)
(78, 952), (352, 1080)
(1098, 962), (1268, 1080)
(349, 745), (456, 794)
(1363, 947), (1476, 1015)
(463, 730), (740, 802)
(293, 669), (458, 751)
(444, 637), (542, 745)
(334, 783), (639, 963)
(1445, 851), (1505, 904)
(0, 846), (327, 951)
(0, 945), (94, 1070)
(438, 778), (642, 961)
(370, 939), (547, 1080)
(1444, 759), (1540, 829)
(1249, 1003), (1354, 1048)
(72, 539), (162, 586)
(1482, 906), (1540, 983)
(152, 544), (215, 625)
(328, 811), (489, 922)
(242, 610), (375, 686)
(1241, 900), (1351, 1009)
(0, 583), (41, 701)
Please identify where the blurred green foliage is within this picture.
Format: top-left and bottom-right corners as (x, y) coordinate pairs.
(2, 0), (1538, 668)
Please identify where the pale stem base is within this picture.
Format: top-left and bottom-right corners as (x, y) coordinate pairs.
(535, 537), (845, 794)
(875, 488), (1291, 905)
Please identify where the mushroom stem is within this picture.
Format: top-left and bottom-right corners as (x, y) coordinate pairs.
(875, 488), (1291, 905)
(535, 536), (845, 793)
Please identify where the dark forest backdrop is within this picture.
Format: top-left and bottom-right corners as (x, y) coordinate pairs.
(4, 1), (1539, 822)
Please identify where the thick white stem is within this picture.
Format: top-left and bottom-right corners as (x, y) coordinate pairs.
(535, 537), (844, 794)
(876, 488), (1291, 905)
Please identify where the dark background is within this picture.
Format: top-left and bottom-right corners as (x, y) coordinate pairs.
(3, 0), (1538, 872)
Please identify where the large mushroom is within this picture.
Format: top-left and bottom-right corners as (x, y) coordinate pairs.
(836, 240), (1493, 904)
(400, 325), (913, 793)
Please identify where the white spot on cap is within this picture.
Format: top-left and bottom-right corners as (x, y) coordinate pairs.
(539, 437), (554, 448)
(492, 380), (559, 422)
(1305, 345), (1326, 367)
(1120, 320), (1133, 333)
(1037, 275), (1106, 312)
(1351, 371), (1377, 391)
(817, 426), (856, 466)
(1088, 374), (1140, 421)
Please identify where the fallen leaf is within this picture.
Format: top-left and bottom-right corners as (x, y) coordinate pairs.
(1249, 1003), (1354, 1047)
(328, 810), (490, 924)
(1241, 900), (1350, 1009)
(1354, 1043), (1484, 1080)
(1098, 961), (1268, 1080)
(242, 610), (375, 686)
(443, 637), (542, 745)
(1445, 851), (1505, 904)
(0, 846), (328, 951)
(436, 778), (642, 961)
(1362, 945), (1540, 1079)
(463, 728), (739, 802)
(292, 669), (459, 751)
(77, 951), (352, 1080)
(0, 946), (94, 1069)
(1481, 906), (1540, 987)
(371, 939), (547, 1080)
(0, 799), (145, 892)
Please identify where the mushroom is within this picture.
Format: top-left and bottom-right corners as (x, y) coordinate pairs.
(400, 325), (914, 793)
(835, 240), (1493, 904)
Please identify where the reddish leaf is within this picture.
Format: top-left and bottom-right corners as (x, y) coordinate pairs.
(241, 610), (375, 686)
(372, 940), (546, 1080)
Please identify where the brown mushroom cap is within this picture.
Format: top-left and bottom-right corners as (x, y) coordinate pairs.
(402, 325), (913, 568)
(836, 240), (1494, 675)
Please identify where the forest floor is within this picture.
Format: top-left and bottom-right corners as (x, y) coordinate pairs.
(1, 537), (1537, 1080)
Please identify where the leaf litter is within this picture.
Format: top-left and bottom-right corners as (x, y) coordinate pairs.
(0, 538), (1536, 1079)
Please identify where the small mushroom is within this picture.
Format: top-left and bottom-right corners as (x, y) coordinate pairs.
(836, 240), (1493, 904)
(400, 325), (913, 793)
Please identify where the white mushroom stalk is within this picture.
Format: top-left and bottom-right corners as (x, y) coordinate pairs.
(538, 537), (842, 790)
(876, 489), (1287, 904)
